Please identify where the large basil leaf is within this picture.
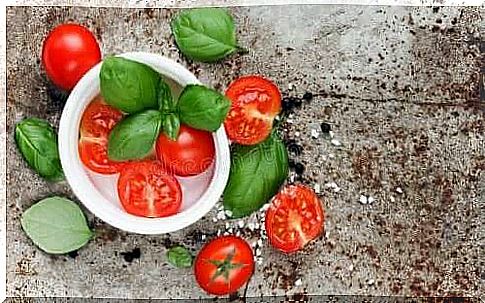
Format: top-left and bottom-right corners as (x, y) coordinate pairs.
(15, 118), (64, 181)
(178, 84), (230, 132)
(107, 110), (162, 161)
(100, 56), (160, 114)
(223, 133), (289, 218)
(21, 196), (93, 254)
(162, 113), (181, 141)
(171, 8), (242, 62)
(167, 246), (193, 268)
(158, 78), (175, 112)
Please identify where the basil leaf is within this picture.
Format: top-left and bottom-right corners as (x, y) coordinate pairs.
(167, 246), (193, 268)
(162, 113), (181, 141)
(21, 197), (93, 254)
(100, 56), (160, 114)
(158, 78), (175, 113)
(171, 8), (243, 62)
(223, 133), (289, 218)
(15, 118), (64, 181)
(108, 110), (162, 161)
(178, 84), (231, 132)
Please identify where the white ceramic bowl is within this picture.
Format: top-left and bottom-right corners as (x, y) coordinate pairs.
(59, 52), (230, 234)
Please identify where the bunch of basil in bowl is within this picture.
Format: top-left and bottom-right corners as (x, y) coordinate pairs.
(58, 52), (231, 234)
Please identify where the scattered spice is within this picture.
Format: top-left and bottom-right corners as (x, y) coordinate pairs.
(320, 122), (331, 133)
(120, 248), (141, 263)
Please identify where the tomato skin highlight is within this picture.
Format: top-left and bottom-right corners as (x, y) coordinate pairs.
(42, 23), (101, 91)
(156, 124), (215, 177)
(78, 98), (125, 174)
(117, 161), (182, 218)
(265, 184), (324, 253)
(194, 235), (254, 296)
(224, 75), (281, 145)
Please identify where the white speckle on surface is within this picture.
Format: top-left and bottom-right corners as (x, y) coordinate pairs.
(228, 228), (233, 233)
(367, 279), (375, 285)
(359, 195), (368, 205)
(390, 196), (396, 202)
(212, 217), (218, 223)
(396, 187), (403, 194)
(286, 118), (294, 124)
(329, 153), (335, 159)
(201, 235), (206, 240)
(257, 239), (263, 247)
(288, 83), (294, 90)
(223, 232), (229, 236)
(295, 131), (300, 137)
(225, 222), (230, 229)
(333, 186), (341, 193)
(255, 223), (261, 230)
(225, 210), (233, 217)
(314, 183), (321, 194)
(248, 223), (255, 231)
(329, 131), (335, 138)
(311, 129), (320, 139)
(348, 264), (354, 272)
(368, 196), (375, 204)
(238, 220), (245, 228)
(261, 203), (270, 212)
(331, 139), (341, 146)
(236, 231), (241, 236)
(294, 279), (302, 286)
(255, 248), (262, 256)
(216, 211), (226, 220)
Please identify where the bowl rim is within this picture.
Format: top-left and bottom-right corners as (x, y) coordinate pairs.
(58, 52), (230, 234)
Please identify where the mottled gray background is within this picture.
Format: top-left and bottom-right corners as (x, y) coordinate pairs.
(6, 4), (484, 300)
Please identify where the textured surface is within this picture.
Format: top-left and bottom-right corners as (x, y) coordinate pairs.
(6, 5), (484, 300)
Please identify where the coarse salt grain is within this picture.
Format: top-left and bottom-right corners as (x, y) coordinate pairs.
(311, 129), (320, 139)
(331, 139), (341, 146)
(255, 223), (261, 230)
(201, 235), (206, 240)
(257, 239), (263, 247)
(248, 223), (255, 231)
(225, 210), (233, 217)
(367, 279), (375, 285)
(255, 248), (262, 256)
(261, 203), (270, 212)
(329, 131), (335, 138)
(212, 217), (218, 223)
(238, 220), (245, 228)
(216, 211), (226, 220)
(359, 195), (368, 205)
(286, 119), (294, 124)
(368, 196), (375, 204)
(333, 186), (341, 193)
(314, 183), (321, 194)
(396, 187), (403, 194)
(228, 228), (233, 233)
(295, 279), (303, 286)
(225, 222), (230, 229)
(390, 196), (396, 202)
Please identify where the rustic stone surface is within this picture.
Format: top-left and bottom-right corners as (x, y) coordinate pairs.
(5, 5), (483, 299)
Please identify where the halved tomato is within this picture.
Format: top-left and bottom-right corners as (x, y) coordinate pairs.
(78, 97), (125, 174)
(265, 184), (324, 253)
(117, 161), (182, 218)
(224, 75), (281, 145)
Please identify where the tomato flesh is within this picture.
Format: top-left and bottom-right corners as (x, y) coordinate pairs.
(117, 161), (182, 218)
(224, 75), (281, 145)
(156, 124), (215, 176)
(194, 236), (254, 296)
(42, 23), (101, 91)
(78, 97), (125, 174)
(265, 184), (324, 253)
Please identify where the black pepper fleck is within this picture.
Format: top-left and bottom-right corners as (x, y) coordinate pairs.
(294, 163), (305, 175)
(320, 122), (331, 133)
(121, 248), (141, 263)
(67, 250), (79, 259)
(302, 92), (313, 102)
(286, 139), (303, 156)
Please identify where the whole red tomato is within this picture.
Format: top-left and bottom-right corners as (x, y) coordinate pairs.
(42, 23), (101, 91)
(156, 124), (215, 176)
(194, 236), (254, 296)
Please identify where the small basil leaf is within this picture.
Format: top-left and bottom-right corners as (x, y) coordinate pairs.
(167, 246), (193, 268)
(178, 84), (231, 132)
(100, 56), (160, 114)
(108, 110), (162, 161)
(15, 118), (64, 181)
(158, 78), (175, 113)
(223, 133), (289, 218)
(21, 196), (93, 254)
(171, 8), (242, 62)
(162, 113), (181, 141)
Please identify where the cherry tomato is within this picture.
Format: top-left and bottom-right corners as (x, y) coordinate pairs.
(194, 236), (254, 296)
(156, 124), (215, 177)
(42, 23), (101, 91)
(117, 161), (182, 218)
(224, 75), (281, 145)
(265, 184), (324, 253)
(78, 97), (125, 174)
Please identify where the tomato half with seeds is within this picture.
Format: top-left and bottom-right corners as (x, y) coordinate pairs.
(224, 75), (281, 145)
(265, 184), (324, 253)
(117, 161), (182, 218)
(79, 97), (125, 174)
(194, 236), (254, 296)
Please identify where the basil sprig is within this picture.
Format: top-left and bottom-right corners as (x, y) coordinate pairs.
(108, 110), (163, 161)
(178, 84), (231, 132)
(167, 246), (193, 268)
(21, 197), (93, 254)
(171, 8), (245, 62)
(15, 118), (64, 181)
(223, 133), (289, 218)
(100, 56), (160, 114)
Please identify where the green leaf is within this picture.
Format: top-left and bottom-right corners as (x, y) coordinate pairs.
(171, 8), (243, 62)
(20, 197), (93, 254)
(158, 78), (176, 113)
(100, 56), (160, 114)
(107, 110), (162, 161)
(223, 133), (289, 218)
(178, 84), (231, 132)
(167, 246), (193, 268)
(15, 118), (64, 181)
(162, 113), (181, 141)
